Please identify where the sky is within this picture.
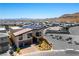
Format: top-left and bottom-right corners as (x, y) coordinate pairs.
(0, 3), (79, 19)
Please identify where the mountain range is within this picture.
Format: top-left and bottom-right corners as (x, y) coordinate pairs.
(48, 12), (79, 23)
(0, 12), (79, 23)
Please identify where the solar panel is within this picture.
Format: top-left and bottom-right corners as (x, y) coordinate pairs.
(23, 23), (45, 30)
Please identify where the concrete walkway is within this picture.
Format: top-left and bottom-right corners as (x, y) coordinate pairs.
(19, 49), (79, 56)
(15, 44), (39, 56)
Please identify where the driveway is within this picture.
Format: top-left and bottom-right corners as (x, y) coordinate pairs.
(15, 44), (39, 56)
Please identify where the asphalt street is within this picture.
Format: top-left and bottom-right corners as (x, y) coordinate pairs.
(28, 34), (79, 56)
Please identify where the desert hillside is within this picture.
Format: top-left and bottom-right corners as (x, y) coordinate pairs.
(48, 12), (79, 23)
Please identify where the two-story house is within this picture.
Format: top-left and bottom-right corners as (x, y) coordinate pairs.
(9, 23), (45, 49)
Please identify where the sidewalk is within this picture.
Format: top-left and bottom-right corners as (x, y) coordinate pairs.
(15, 44), (39, 56)
(22, 49), (79, 56)
(18, 49), (53, 56)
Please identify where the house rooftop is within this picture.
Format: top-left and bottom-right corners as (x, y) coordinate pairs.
(13, 28), (32, 36)
(10, 26), (22, 30)
(69, 26), (79, 35)
(0, 28), (6, 31)
(23, 23), (45, 30)
(0, 33), (8, 38)
(48, 26), (62, 31)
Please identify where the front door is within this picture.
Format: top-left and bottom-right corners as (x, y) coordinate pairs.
(19, 41), (30, 49)
(19, 42), (24, 49)
(33, 37), (38, 44)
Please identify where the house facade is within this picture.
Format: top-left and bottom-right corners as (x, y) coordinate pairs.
(0, 33), (9, 53)
(9, 28), (33, 49)
(9, 23), (45, 49)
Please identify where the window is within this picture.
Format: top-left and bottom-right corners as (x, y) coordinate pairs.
(1, 38), (4, 41)
(36, 32), (41, 37)
(19, 35), (23, 40)
(27, 33), (32, 38)
(1, 42), (9, 47)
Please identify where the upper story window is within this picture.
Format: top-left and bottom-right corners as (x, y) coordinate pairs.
(36, 32), (41, 37)
(27, 33), (32, 38)
(1, 38), (4, 41)
(0, 38), (6, 42)
(19, 34), (23, 40)
(0, 42), (9, 47)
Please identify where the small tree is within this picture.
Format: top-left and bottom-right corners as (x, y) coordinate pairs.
(16, 48), (20, 53)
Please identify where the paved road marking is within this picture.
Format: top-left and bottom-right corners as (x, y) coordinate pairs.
(16, 49), (79, 56)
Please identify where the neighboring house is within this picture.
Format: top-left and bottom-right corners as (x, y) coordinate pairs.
(46, 26), (70, 34)
(69, 26), (79, 35)
(0, 28), (6, 33)
(0, 33), (9, 53)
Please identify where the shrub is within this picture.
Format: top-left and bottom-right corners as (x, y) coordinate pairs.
(16, 48), (20, 53)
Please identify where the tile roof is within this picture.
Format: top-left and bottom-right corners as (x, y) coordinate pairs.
(13, 28), (32, 36)
(10, 29), (23, 33)
(10, 26), (22, 29)
(48, 26), (62, 31)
